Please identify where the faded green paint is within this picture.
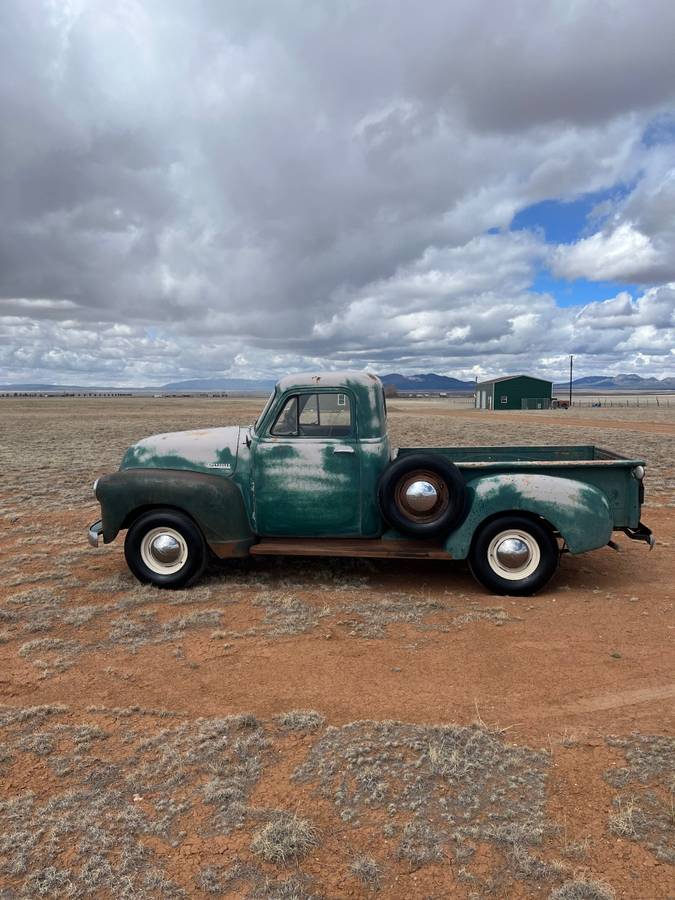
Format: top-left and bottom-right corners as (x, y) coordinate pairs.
(121, 426), (241, 475)
(445, 473), (614, 557)
(91, 370), (648, 561)
(398, 446), (643, 530)
(359, 438), (391, 536)
(96, 468), (254, 549)
(251, 437), (362, 536)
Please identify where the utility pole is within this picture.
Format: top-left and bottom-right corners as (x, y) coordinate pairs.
(569, 355), (573, 407)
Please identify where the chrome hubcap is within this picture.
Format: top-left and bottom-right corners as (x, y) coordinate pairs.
(487, 529), (540, 581)
(150, 533), (181, 564)
(140, 527), (188, 575)
(495, 537), (531, 569)
(404, 480), (438, 513)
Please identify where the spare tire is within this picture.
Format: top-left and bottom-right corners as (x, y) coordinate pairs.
(378, 453), (467, 538)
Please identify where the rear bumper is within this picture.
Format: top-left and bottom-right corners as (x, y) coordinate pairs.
(88, 520), (103, 548)
(621, 521), (655, 549)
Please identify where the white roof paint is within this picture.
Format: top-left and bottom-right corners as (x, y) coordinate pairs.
(276, 370), (382, 391)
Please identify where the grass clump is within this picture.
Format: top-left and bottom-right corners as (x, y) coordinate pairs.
(276, 710), (325, 732)
(396, 821), (444, 867)
(350, 855), (381, 888)
(549, 875), (615, 900)
(251, 813), (319, 864)
(252, 592), (327, 636)
(608, 798), (643, 838)
(196, 861), (316, 899)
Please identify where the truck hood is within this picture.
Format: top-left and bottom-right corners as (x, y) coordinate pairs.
(121, 426), (241, 475)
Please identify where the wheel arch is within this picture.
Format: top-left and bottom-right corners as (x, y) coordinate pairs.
(467, 508), (559, 552)
(445, 473), (613, 559)
(120, 503), (201, 533)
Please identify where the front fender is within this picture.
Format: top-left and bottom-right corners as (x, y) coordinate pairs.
(96, 469), (255, 556)
(445, 473), (613, 558)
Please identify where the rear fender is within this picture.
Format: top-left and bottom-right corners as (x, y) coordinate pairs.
(445, 473), (613, 558)
(96, 469), (255, 556)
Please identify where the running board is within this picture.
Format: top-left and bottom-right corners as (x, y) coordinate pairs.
(250, 538), (451, 560)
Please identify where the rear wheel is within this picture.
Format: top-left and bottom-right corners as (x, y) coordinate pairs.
(124, 509), (207, 589)
(468, 515), (559, 596)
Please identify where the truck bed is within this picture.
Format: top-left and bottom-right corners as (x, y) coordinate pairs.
(397, 444), (644, 528)
(397, 444), (638, 465)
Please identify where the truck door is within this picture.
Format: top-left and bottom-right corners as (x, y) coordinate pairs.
(252, 390), (361, 536)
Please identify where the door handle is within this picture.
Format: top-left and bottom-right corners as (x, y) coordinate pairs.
(333, 446), (355, 454)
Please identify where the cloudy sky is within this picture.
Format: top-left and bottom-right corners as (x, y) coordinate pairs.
(1, 0), (674, 385)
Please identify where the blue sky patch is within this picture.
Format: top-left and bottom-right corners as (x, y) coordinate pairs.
(531, 271), (636, 308)
(642, 114), (675, 147)
(511, 187), (627, 244)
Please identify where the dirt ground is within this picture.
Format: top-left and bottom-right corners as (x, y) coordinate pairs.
(0, 397), (673, 899)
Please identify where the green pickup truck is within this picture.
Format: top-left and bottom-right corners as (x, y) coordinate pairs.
(88, 371), (653, 596)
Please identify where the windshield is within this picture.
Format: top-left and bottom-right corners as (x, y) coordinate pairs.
(254, 388), (277, 433)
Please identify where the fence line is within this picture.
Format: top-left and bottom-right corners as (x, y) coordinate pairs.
(570, 398), (673, 408)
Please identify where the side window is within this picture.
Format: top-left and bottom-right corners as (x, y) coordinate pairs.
(315, 393), (351, 436)
(271, 396), (298, 435)
(500, 395), (508, 405)
(269, 393), (353, 438)
(298, 394), (319, 428)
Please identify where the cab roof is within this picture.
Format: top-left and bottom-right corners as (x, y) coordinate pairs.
(275, 371), (383, 392)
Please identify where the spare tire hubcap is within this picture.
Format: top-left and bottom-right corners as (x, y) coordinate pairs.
(395, 470), (450, 523)
(404, 480), (438, 512)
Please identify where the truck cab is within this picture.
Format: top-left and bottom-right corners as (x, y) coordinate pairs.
(250, 372), (388, 537)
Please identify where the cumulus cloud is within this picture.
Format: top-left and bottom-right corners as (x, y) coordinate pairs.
(551, 224), (662, 282)
(552, 150), (675, 283)
(0, 0), (674, 384)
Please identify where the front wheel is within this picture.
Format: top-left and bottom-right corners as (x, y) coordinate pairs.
(468, 516), (559, 596)
(124, 509), (207, 589)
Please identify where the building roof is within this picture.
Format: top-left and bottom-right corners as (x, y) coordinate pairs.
(476, 374), (552, 388)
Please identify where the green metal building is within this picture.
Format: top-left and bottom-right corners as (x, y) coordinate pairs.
(475, 375), (552, 410)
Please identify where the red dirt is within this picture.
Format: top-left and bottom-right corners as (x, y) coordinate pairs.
(0, 398), (673, 898)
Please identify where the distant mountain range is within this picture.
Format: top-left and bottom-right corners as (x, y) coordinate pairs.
(1, 372), (674, 392)
(552, 374), (675, 391)
(379, 373), (475, 391)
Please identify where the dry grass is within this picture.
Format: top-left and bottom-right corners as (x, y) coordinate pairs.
(276, 710), (325, 732)
(0, 703), (667, 897)
(251, 813), (320, 865)
(549, 875), (616, 900)
(0, 706), (277, 896)
(604, 733), (675, 863)
(293, 719), (552, 879)
(350, 855), (382, 889)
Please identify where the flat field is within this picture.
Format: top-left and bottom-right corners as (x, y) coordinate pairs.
(0, 397), (673, 899)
